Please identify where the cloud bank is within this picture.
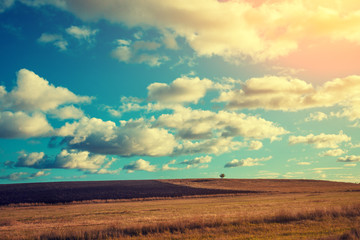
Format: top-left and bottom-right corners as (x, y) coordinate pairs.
(216, 75), (360, 113)
(225, 156), (272, 168)
(21, 0), (360, 63)
(289, 131), (351, 149)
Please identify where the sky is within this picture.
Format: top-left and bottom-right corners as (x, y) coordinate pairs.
(0, 0), (360, 184)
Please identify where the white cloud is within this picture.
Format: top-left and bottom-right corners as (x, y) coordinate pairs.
(289, 131), (351, 149)
(17, 0), (360, 63)
(16, 152), (47, 168)
(312, 167), (344, 171)
(123, 159), (156, 173)
(0, 170), (50, 181)
(148, 77), (213, 104)
(161, 30), (178, 49)
(0, 69), (91, 112)
(38, 33), (68, 51)
(305, 112), (328, 122)
(30, 170), (50, 178)
(161, 159), (179, 171)
(319, 149), (345, 157)
(87, 168), (118, 175)
(176, 137), (245, 155)
(333, 103), (360, 121)
(106, 96), (148, 117)
(49, 105), (84, 120)
(15, 150), (117, 172)
(215, 76), (313, 111)
(0, 172), (29, 181)
(66, 25), (98, 41)
(57, 117), (177, 157)
(215, 75), (360, 113)
(344, 164), (357, 167)
(155, 107), (288, 140)
(180, 155), (212, 168)
(350, 143), (360, 148)
(112, 39), (167, 66)
(297, 162), (311, 165)
(0, 111), (53, 138)
(54, 149), (107, 170)
(248, 141), (263, 150)
(225, 156), (272, 168)
(337, 155), (360, 162)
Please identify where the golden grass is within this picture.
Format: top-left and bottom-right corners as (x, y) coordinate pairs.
(35, 204), (360, 240)
(1, 191), (360, 240)
(1, 179), (360, 239)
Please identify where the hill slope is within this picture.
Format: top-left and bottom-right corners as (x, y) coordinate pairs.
(1, 179), (359, 205)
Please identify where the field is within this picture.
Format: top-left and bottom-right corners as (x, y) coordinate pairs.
(1, 179), (360, 239)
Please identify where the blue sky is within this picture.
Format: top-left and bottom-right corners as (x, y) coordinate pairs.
(0, 0), (360, 183)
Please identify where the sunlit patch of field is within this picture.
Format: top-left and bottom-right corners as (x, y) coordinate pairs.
(0, 179), (360, 239)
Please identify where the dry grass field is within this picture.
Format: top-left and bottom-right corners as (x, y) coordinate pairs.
(1, 179), (360, 240)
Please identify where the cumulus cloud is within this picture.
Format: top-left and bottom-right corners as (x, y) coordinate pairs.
(224, 156), (272, 168)
(289, 131), (351, 149)
(112, 39), (168, 66)
(215, 75), (360, 113)
(161, 30), (179, 50)
(305, 112), (328, 122)
(337, 155), (360, 162)
(176, 137), (245, 156)
(105, 96), (151, 117)
(0, 69), (91, 112)
(148, 77), (213, 104)
(66, 25), (98, 41)
(248, 141), (263, 150)
(26, 0), (360, 63)
(16, 152), (48, 168)
(49, 105), (84, 120)
(87, 168), (119, 175)
(123, 159), (156, 173)
(54, 149), (106, 170)
(0, 170), (50, 181)
(180, 155), (212, 168)
(161, 159), (179, 171)
(0, 69), (92, 139)
(350, 143), (360, 148)
(38, 33), (68, 51)
(215, 76), (313, 111)
(15, 150), (111, 171)
(30, 170), (50, 178)
(57, 117), (177, 157)
(332, 103), (360, 121)
(155, 107), (288, 140)
(0, 111), (53, 138)
(319, 149), (345, 157)
(0, 172), (29, 181)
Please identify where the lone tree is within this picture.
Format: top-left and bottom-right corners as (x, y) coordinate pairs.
(220, 173), (225, 179)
